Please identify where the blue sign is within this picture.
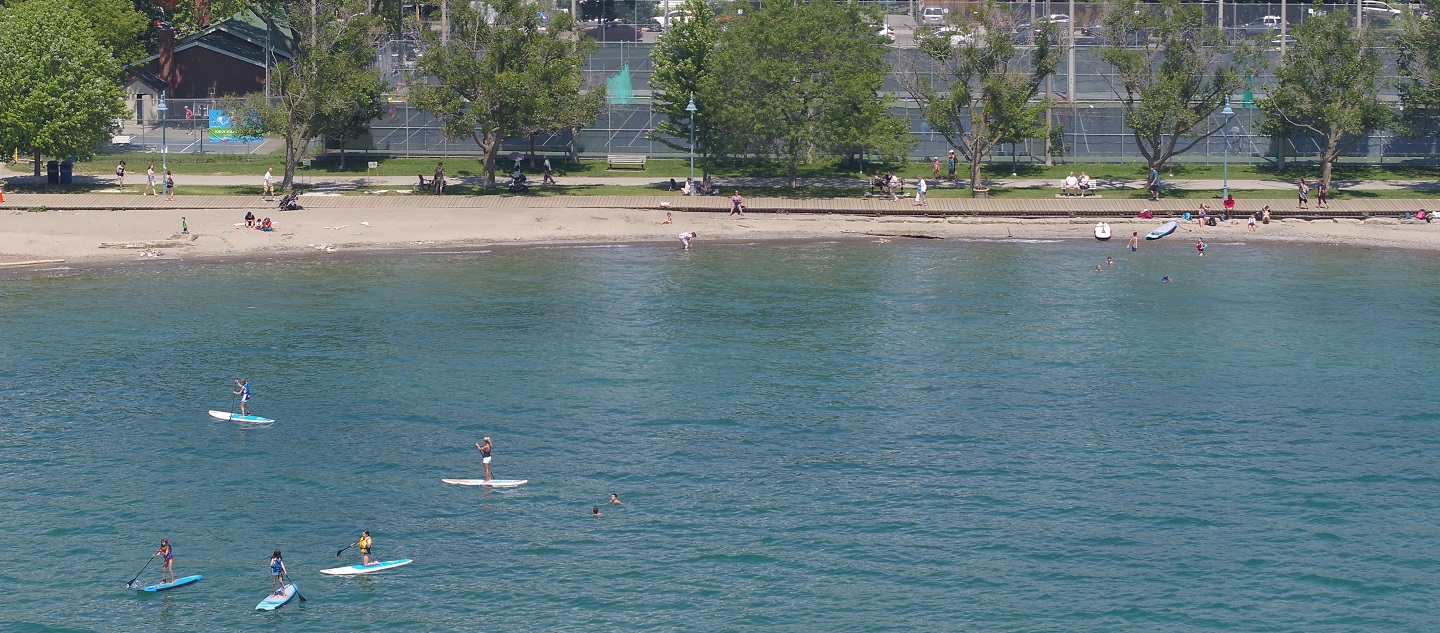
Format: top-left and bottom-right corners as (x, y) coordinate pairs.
(208, 109), (263, 143)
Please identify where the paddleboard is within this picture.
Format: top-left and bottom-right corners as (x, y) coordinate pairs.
(208, 410), (276, 424)
(255, 583), (297, 611)
(441, 479), (528, 487)
(1145, 220), (1179, 240)
(140, 574), (202, 592)
(1094, 222), (1112, 241)
(320, 559), (412, 576)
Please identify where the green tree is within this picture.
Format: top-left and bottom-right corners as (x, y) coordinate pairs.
(220, 0), (385, 190)
(648, 0), (720, 174)
(0, 0), (128, 176)
(1096, 0), (1255, 171)
(79, 0), (151, 67)
(1258, 9), (1390, 187)
(908, 3), (1059, 189)
(703, 0), (908, 186)
(1398, 0), (1440, 136)
(410, 0), (603, 187)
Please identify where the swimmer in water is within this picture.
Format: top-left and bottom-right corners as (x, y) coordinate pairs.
(592, 505), (601, 517)
(1162, 276), (1170, 283)
(1106, 256), (1114, 266)
(1095, 264), (1102, 272)
(610, 493), (622, 504)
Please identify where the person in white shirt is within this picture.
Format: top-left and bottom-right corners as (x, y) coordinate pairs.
(1078, 172), (1091, 195)
(914, 177), (928, 206)
(1063, 172), (1079, 196)
(678, 231), (697, 249)
(263, 168), (274, 199)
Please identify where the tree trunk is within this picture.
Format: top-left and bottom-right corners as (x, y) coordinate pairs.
(969, 157), (982, 190)
(479, 127), (503, 187)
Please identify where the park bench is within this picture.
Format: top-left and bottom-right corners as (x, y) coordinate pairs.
(606, 154), (647, 171)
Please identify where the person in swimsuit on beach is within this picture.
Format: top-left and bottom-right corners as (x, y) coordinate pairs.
(679, 231), (696, 249)
(155, 539), (174, 585)
(1127, 232), (1140, 252)
(1248, 214), (1257, 232)
(730, 191), (744, 217)
(234, 379), (251, 416)
(476, 437), (494, 481)
(269, 550), (288, 595)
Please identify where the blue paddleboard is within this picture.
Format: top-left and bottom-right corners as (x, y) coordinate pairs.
(256, 583), (297, 610)
(141, 574), (202, 592)
(319, 559), (413, 576)
(1145, 220), (1179, 240)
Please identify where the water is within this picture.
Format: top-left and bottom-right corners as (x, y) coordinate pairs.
(3, 239), (1439, 632)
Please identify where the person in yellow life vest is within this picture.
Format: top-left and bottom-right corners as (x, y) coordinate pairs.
(354, 530), (375, 566)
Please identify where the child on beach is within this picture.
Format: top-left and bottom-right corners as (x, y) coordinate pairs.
(1127, 232), (1140, 252)
(181, 217), (188, 234)
(269, 550), (288, 595)
(661, 212), (672, 225)
(679, 231), (697, 249)
(1248, 214), (1257, 232)
(1197, 239), (1206, 257)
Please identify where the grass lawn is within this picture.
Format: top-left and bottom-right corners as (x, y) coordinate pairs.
(61, 153), (1440, 182)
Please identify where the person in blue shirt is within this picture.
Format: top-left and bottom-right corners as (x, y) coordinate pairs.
(269, 550), (288, 595)
(234, 379), (251, 416)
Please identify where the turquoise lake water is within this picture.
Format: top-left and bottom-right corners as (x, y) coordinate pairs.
(2, 239), (1439, 632)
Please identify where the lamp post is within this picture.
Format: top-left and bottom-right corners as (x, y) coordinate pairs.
(686, 92), (697, 196)
(1221, 97), (1233, 200)
(157, 91), (169, 177)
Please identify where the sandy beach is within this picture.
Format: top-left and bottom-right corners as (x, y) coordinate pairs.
(3, 202), (1440, 268)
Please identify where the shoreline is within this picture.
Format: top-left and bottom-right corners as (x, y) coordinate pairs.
(4, 204), (1440, 271)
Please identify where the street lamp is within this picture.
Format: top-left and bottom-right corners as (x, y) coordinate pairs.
(1221, 97), (1234, 200)
(156, 91), (169, 177)
(686, 92), (697, 196)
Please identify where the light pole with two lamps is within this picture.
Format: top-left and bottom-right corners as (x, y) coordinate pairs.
(686, 92), (697, 196)
(157, 91), (169, 179)
(1221, 97), (1233, 200)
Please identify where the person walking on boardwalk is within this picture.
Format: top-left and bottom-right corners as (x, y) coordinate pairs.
(269, 550), (288, 595)
(164, 170), (176, 200)
(1148, 166), (1161, 201)
(145, 164), (157, 196)
(263, 168), (274, 200)
(234, 379), (251, 416)
(1297, 179), (1309, 209)
(476, 437), (494, 481)
(1316, 180), (1328, 208)
(542, 157), (556, 185)
(914, 176), (928, 206)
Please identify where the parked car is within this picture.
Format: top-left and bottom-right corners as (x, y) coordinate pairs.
(1362, 0), (1402, 17)
(921, 6), (948, 26)
(1234, 15), (1283, 40)
(876, 24), (896, 42)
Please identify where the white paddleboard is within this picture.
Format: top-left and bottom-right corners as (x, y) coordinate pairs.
(208, 410), (275, 424)
(255, 583), (297, 611)
(1094, 222), (1112, 240)
(442, 479), (528, 487)
(319, 558), (412, 576)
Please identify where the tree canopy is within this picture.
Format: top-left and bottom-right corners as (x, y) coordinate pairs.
(909, 2), (1059, 190)
(1398, 0), (1440, 137)
(703, 0), (909, 185)
(410, 0), (603, 187)
(0, 0), (128, 171)
(1258, 8), (1390, 186)
(219, 0), (386, 190)
(1096, 0), (1255, 171)
(648, 0), (721, 174)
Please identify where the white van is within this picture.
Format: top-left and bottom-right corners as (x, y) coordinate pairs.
(921, 6), (948, 25)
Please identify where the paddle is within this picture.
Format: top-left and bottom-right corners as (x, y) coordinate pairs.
(282, 572), (306, 602)
(336, 542), (355, 557)
(125, 554), (157, 589)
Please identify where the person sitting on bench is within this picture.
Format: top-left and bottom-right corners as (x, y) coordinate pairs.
(1062, 172), (1080, 196)
(1078, 172), (1092, 196)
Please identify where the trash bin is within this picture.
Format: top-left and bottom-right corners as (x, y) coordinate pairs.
(59, 160), (73, 184)
(46, 160), (59, 184)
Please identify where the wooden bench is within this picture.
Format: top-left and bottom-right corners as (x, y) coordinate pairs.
(606, 154), (647, 170)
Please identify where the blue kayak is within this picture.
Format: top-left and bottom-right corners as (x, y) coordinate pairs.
(1145, 220), (1179, 240)
(140, 574), (202, 592)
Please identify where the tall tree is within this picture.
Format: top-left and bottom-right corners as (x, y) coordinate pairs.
(703, 0), (908, 186)
(82, 0), (152, 67)
(1258, 8), (1390, 187)
(1096, 0), (1255, 171)
(648, 0), (720, 174)
(907, 3), (1059, 190)
(219, 0), (386, 189)
(0, 0), (128, 176)
(410, 0), (602, 187)
(1397, 0), (1440, 137)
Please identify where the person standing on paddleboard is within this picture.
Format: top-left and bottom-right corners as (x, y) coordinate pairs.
(155, 539), (174, 586)
(234, 379), (251, 416)
(476, 438), (494, 481)
(269, 550), (288, 595)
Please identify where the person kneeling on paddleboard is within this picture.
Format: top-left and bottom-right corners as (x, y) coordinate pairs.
(356, 530), (376, 566)
(269, 550), (288, 595)
(234, 379), (251, 416)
